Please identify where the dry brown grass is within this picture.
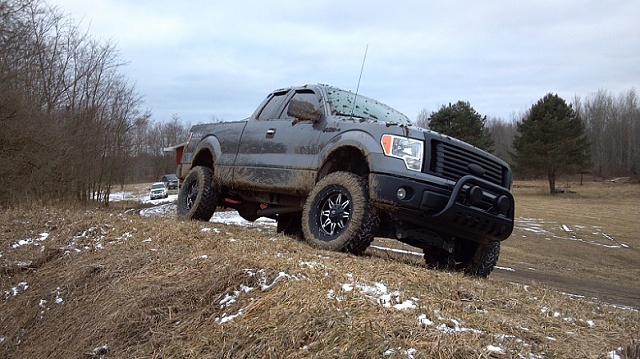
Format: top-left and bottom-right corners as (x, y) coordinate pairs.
(496, 180), (640, 308)
(1, 182), (639, 358)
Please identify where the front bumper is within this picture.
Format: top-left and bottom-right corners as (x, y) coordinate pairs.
(369, 173), (514, 242)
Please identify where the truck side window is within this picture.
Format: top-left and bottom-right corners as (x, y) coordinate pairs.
(280, 90), (321, 120)
(257, 91), (288, 121)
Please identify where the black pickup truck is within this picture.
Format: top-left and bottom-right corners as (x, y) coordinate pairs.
(176, 84), (514, 276)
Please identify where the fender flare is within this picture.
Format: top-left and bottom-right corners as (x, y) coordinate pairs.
(192, 135), (221, 168)
(315, 129), (383, 175)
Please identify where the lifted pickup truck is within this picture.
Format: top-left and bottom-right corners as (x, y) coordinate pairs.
(176, 84), (514, 276)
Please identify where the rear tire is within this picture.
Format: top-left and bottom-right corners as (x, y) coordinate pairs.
(302, 172), (378, 255)
(177, 166), (220, 221)
(276, 213), (303, 239)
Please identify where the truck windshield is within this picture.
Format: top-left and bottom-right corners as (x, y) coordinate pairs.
(325, 87), (411, 125)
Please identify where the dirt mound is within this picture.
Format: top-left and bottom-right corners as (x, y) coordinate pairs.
(1, 206), (639, 358)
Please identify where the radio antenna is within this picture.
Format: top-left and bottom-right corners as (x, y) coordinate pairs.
(351, 44), (368, 117)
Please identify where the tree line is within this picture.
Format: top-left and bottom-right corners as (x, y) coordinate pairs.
(2, 0), (637, 205)
(418, 88), (639, 193)
(0, 0), (189, 205)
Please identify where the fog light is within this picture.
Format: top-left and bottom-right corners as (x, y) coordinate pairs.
(495, 195), (510, 214)
(467, 186), (483, 204)
(397, 187), (407, 200)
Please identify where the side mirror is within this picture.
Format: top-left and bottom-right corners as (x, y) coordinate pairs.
(287, 99), (322, 123)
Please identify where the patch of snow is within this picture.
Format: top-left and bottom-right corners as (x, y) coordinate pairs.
(335, 277), (417, 310)
(300, 261), (326, 269)
(52, 287), (64, 304)
(384, 347), (417, 358)
(496, 266), (515, 272)
(11, 232), (49, 248)
(38, 299), (48, 319)
(608, 350), (622, 359)
(586, 320), (595, 327)
(219, 292), (238, 308)
(327, 289), (344, 302)
(216, 309), (244, 324)
(142, 194), (178, 205)
(210, 211), (276, 228)
(4, 282), (29, 298)
(215, 269), (303, 325)
(140, 203), (175, 217)
(90, 344), (109, 356)
(436, 318), (483, 334)
(516, 217), (629, 249)
(369, 245), (422, 257)
(540, 306), (549, 314)
(418, 314), (433, 326)
(110, 191), (135, 201)
(487, 345), (505, 354)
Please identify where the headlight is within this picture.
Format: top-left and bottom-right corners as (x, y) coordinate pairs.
(381, 134), (424, 171)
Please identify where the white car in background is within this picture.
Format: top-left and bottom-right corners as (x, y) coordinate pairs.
(149, 182), (168, 200)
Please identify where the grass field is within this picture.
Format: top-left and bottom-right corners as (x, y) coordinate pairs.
(0, 180), (638, 358)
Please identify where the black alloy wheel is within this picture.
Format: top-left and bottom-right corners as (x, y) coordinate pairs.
(177, 166), (220, 221)
(302, 172), (378, 254)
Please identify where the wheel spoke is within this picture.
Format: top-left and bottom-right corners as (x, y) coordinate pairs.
(321, 218), (333, 233)
(314, 184), (357, 239)
(327, 198), (335, 208)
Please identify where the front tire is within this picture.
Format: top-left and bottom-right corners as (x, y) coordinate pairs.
(302, 172), (378, 255)
(423, 238), (500, 277)
(177, 166), (220, 221)
(465, 241), (500, 277)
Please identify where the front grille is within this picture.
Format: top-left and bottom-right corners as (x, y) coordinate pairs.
(430, 141), (505, 186)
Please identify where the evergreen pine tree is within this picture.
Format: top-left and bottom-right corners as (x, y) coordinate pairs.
(427, 101), (494, 152)
(512, 93), (592, 194)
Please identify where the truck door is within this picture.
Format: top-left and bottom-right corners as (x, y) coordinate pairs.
(235, 89), (323, 194)
(232, 90), (290, 190)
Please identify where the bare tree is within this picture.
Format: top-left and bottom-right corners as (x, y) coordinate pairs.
(486, 117), (517, 164)
(576, 88), (639, 178)
(414, 108), (430, 129)
(0, 0), (146, 205)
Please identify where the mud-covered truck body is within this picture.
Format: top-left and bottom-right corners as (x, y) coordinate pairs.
(176, 84), (514, 276)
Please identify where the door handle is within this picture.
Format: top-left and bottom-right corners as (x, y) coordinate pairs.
(266, 129), (276, 138)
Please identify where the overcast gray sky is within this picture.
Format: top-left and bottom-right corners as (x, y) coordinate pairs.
(47, 0), (639, 124)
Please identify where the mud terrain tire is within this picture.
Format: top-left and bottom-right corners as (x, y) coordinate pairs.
(465, 241), (500, 277)
(177, 166), (219, 221)
(302, 172), (378, 254)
